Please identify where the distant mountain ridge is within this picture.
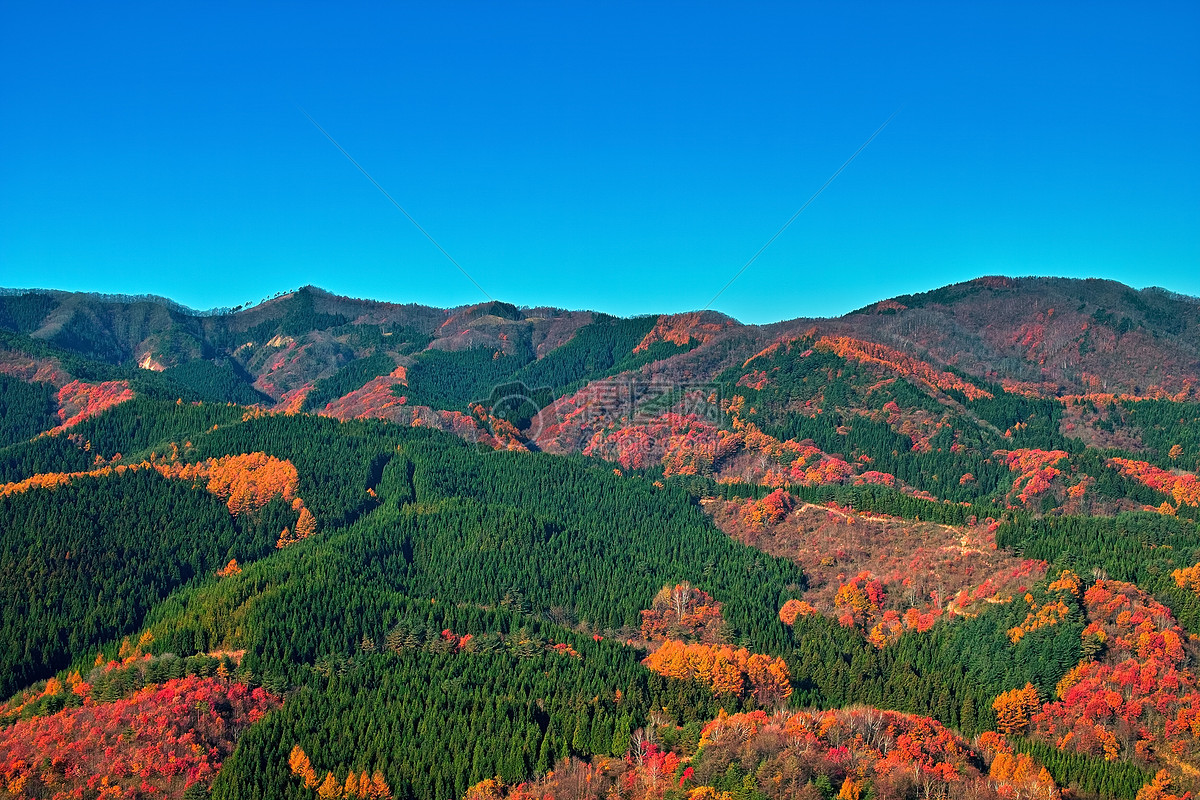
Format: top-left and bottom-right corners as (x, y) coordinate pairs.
(5, 276), (1196, 400)
(2, 276), (1198, 459)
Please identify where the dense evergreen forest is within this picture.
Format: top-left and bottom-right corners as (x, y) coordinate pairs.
(4, 401), (1188, 798)
(0, 374), (56, 446)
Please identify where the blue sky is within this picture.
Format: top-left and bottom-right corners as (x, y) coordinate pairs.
(2, 2), (1197, 324)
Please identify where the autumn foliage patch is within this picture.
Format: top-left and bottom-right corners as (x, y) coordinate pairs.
(286, 745), (391, 799)
(707, 497), (1045, 646)
(50, 380), (135, 433)
(998, 449), (1070, 506)
(1028, 579), (1200, 772)
(642, 641), (791, 706)
(1109, 457), (1200, 508)
(815, 336), (993, 401)
(639, 583), (727, 643)
(463, 708), (1060, 800)
(0, 676), (277, 799)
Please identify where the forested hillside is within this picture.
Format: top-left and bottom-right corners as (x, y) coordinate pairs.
(0, 278), (1198, 799)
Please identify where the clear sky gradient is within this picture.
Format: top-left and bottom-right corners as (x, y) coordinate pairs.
(2, 3), (1197, 324)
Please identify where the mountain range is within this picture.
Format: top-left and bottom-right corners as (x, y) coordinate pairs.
(0, 275), (1198, 800)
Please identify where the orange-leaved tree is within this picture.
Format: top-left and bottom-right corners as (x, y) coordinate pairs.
(992, 683), (1041, 734)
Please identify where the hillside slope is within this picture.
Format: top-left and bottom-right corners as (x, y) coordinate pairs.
(1, 277), (1199, 798)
